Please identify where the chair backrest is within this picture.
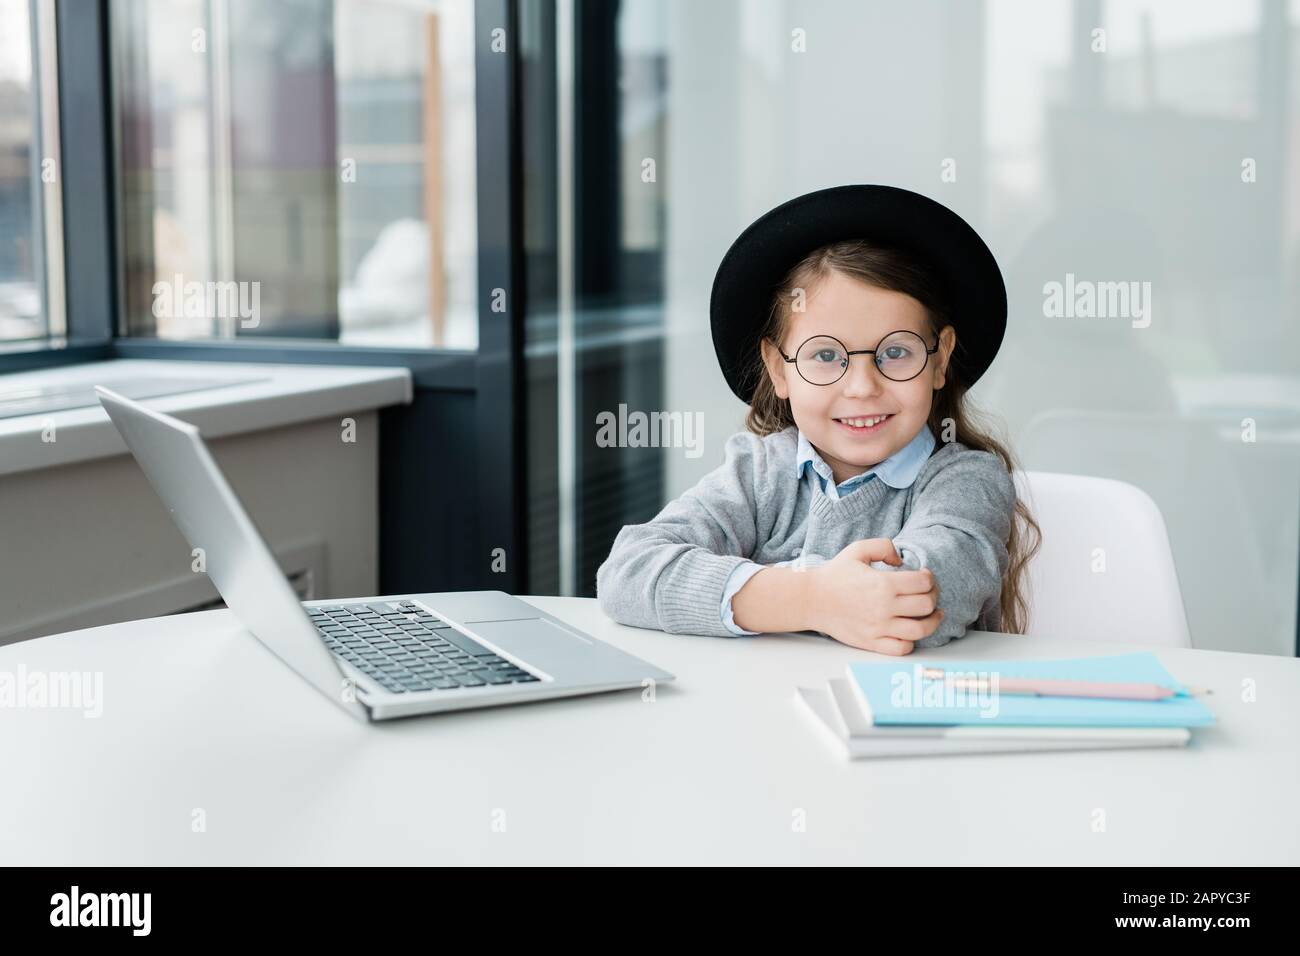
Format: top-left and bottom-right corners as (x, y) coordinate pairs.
(1014, 470), (1191, 647)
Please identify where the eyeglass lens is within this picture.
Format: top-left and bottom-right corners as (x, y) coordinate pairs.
(794, 331), (929, 384)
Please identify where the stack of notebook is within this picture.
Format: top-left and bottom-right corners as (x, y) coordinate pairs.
(794, 652), (1215, 759)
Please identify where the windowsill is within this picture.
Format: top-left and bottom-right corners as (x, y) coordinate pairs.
(0, 359), (413, 477)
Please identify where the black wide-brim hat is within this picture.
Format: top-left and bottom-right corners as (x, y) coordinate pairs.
(710, 184), (1007, 402)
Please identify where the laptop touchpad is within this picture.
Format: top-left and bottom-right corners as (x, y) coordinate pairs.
(432, 592), (540, 623)
(468, 619), (613, 675)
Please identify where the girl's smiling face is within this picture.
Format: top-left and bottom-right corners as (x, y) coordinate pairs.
(760, 270), (957, 485)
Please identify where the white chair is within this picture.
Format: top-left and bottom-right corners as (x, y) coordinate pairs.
(1014, 470), (1192, 647)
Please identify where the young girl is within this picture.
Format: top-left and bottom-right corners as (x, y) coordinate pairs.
(596, 185), (1040, 654)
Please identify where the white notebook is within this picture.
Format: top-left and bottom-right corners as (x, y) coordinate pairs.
(795, 679), (1191, 759)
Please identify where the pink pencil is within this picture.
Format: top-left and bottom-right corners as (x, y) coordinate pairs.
(919, 668), (1208, 701)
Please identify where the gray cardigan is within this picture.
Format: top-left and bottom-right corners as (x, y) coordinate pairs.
(594, 425), (1017, 647)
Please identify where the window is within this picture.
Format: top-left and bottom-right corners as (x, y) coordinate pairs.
(112, 0), (478, 348)
(0, 0), (61, 345)
(539, 0), (1300, 654)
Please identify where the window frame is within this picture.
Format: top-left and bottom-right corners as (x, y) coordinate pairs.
(1, 0), (527, 594)
(1, 0), (518, 384)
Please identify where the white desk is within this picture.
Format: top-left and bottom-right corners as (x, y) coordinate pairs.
(2, 595), (1297, 865)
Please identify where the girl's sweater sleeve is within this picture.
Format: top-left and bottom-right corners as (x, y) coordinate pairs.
(880, 447), (1017, 648)
(595, 432), (765, 636)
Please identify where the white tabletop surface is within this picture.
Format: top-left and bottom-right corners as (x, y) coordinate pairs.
(2, 595), (1296, 865)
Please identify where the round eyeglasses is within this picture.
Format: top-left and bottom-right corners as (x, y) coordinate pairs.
(774, 330), (940, 385)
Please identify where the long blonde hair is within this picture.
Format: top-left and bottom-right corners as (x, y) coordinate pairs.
(745, 240), (1041, 634)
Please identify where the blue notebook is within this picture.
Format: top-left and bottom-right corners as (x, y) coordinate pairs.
(846, 653), (1215, 728)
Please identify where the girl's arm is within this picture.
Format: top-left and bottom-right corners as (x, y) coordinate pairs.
(875, 446), (1017, 647)
(729, 564), (816, 634)
(595, 432), (770, 636)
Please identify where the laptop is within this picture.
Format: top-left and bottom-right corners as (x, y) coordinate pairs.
(95, 386), (674, 722)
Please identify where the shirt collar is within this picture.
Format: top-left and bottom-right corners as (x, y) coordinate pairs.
(794, 424), (936, 491)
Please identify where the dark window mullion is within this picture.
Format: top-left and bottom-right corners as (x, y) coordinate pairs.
(473, 0), (527, 593)
(55, 0), (115, 346)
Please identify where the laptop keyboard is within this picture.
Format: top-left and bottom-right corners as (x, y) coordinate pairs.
(307, 600), (541, 694)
